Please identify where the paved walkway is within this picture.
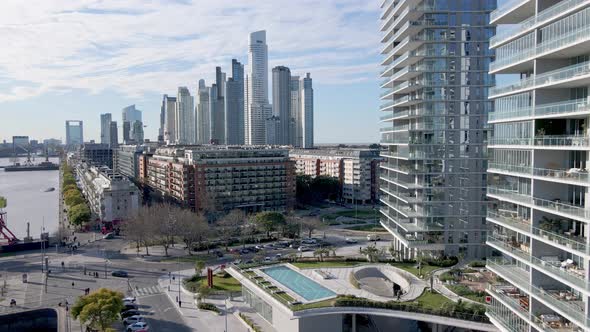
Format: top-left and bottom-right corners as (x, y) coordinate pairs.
(432, 267), (482, 305)
(295, 264), (426, 302)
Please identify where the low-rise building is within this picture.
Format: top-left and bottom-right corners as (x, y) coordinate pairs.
(142, 146), (296, 212)
(76, 164), (140, 223)
(290, 149), (381, 204)
(80, 143), (113, 169)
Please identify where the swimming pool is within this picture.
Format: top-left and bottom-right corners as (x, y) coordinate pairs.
(262, 265), (336, 302)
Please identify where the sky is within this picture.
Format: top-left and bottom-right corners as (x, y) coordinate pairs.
(0, 0), (383, 144)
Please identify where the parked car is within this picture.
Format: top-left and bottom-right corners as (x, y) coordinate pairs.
(112, 270), (129, 278)
(345, 237), (358, 244)
(123, 297), (136, 303)
(103, 232), (115, 239)
(264, 257), (272, 262)
(214, 250), (224, 258)
(127, 322), (149, 332)
(275, 253), (283, 259)
(123, 315), (144, 326)
(121, 303), (138, 312)
(301, 238), (317, 245)
(298, 246), (312, 252)
(121, 310), (141, 319)
(367, 234), (381, 241)
(255, 245), (264, 250)
(240, 248), (250, 254)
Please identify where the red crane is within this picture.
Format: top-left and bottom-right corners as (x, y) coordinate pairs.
(0, 197), (19, 245)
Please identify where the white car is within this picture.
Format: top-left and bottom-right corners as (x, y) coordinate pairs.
(367, 234), (381, 241)
(345, 237), (358, 244)
(123, 297), (136, 303)
(123, 315), (144, 326)
(298, 246), (312, 252)
(127, 322), (149, 332)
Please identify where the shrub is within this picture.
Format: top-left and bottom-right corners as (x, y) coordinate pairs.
(469, 260), (486, 268)
(239, 313), (262, 332)
(198, 302), (220, 313)
(425, 256), (458, 267)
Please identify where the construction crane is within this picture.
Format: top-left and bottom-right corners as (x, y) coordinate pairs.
(0, 196), (19, 245)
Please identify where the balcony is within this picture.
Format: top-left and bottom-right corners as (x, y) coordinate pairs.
(490, 0), (534, 24)
(488, 135), (590, 148)
(491, 61), (590, 98)
(490, 0), (589, 48)
(487, 259), (588, 327)
(490, 99), (590, 123)
(487, 235), (588, 290)
(488, 162), (590, 184)
(487, 187), (590, 222)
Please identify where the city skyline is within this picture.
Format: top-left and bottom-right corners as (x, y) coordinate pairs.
(0, 1), (383, 144)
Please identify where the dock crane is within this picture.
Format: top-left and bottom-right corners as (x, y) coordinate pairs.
(0, 197), (19, 245)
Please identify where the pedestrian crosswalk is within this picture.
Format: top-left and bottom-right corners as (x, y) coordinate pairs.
(134, 285), (163, 297)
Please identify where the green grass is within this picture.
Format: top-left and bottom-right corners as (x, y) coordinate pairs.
(446, 285), (487, 303)
(322, 209), (378, 221)
(275, 292), (295, 303)
(291, 261), (362, 269)
(344, 224), (387, 232)
(412, 290), (455, 310)
(292, 298), (336, 311)
(161, 254), (215, 263)
(184, 274), (242, 292)
(391, 262), (440, 278)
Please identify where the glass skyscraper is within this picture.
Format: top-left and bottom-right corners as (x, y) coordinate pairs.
(379, 0), (496, 259)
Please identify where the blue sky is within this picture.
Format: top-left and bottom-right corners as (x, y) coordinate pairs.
(0, 0), (382, 144)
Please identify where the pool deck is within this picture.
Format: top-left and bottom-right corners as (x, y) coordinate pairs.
(294, 264), (427, 302)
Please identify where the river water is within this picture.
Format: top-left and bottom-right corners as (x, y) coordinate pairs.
(0, 157), (59, 238)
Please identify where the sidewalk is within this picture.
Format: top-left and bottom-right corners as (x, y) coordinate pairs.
(157, 269), (246, 332)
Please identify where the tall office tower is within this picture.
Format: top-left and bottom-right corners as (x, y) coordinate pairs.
(175, 87), (195, 144)
(290, 76), (302, 147)
(123, 121), (131, 144)
(158, 98), (166, 143)
(162, 94), (177, 144)
(65, 120), (84, 146)
(131, 120), (144, 144)
(245, 30), (271, 145)
(100, 113), (112, 146)
(109, 121), (118, 147)
(272, 66), (292, 145)
(122, 105), (142, 142)
(265, 115), (281, 145)
(485, 1), (590, 331)
(210, 67), (226, 144)
(301, 73), (314, 149)
(196, 80), (211, 144)
(225, 59), (245, 145)
(379, 0), (494, 260)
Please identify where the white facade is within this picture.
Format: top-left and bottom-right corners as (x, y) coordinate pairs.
(486, 1), (590, 332)
(175, 87), (195, 144)
(76, 164), (139, 223)
(246, 30), (271, 145)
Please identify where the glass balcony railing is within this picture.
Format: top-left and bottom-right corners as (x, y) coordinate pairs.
(488, 135), (590, 147)
(489, 99), (590, 122)
(491, 61), (590, 97)
(491, 0), (588, 47)
(487, 187), (590, 221)
(490, 0), (530, 22)
(488, 162), (590, 182)
(487, 259), (589, 327)
(379, 101), (394, 110)
(487, 235), (588, 290)
(486, 211), (531, 233)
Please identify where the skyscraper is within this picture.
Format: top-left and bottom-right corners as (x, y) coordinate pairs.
(485, 1), (590, 331)
(210, 67), (226, 145)
(272, 66), (292, 145)
(290, 76), (301, 147)
(196, 80), (211, 144)
(122, 105), (142, 144)
(100, 113), (112, 146)
(109, 121), (119, 147)
(131, 120), (144, 144)
(162, 94), (177, 145)
(226, 59), (245, 145)
(379, 0), (494, 259)
(245, 30), (271, 145)
(158, 98), (166, 143)
(301, 73), (314, 149)
(175, 87), (195, 144)
(65, 120), (84, 146)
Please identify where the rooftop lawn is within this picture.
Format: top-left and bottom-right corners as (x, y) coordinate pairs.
(184, 274), (242, 292)
(391, 262), (440, 279)
(412, 290), (455, 310)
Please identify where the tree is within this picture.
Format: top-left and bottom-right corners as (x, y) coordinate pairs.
(153, 203), (182, 256)
(123, 205), (154, 256)
(389, 245), (402, 262)
(64, 189), (83, 206)
(216, 209), (246, 250)
(178, 211), (209, 255)
(71, 288), (124, 332)
(301, 217), (324, 239)
(313, 247), (330, 262)
(360, 245), (383, 263)
(63, 184), (78, 192)
(254, 212), (285, 238)
(195, 260), (206, 276)
(68, 203), (91, 226)
(195, 284), (212, 305)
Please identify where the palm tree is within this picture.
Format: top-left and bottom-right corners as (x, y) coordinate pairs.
(313, 248), (330, 262)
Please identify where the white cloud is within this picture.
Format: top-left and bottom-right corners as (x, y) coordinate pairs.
(0, 0), (380, 102)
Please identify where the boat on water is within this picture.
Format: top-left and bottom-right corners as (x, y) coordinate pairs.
(5, 161), (59, 172)
(42, 187), (56, 192)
